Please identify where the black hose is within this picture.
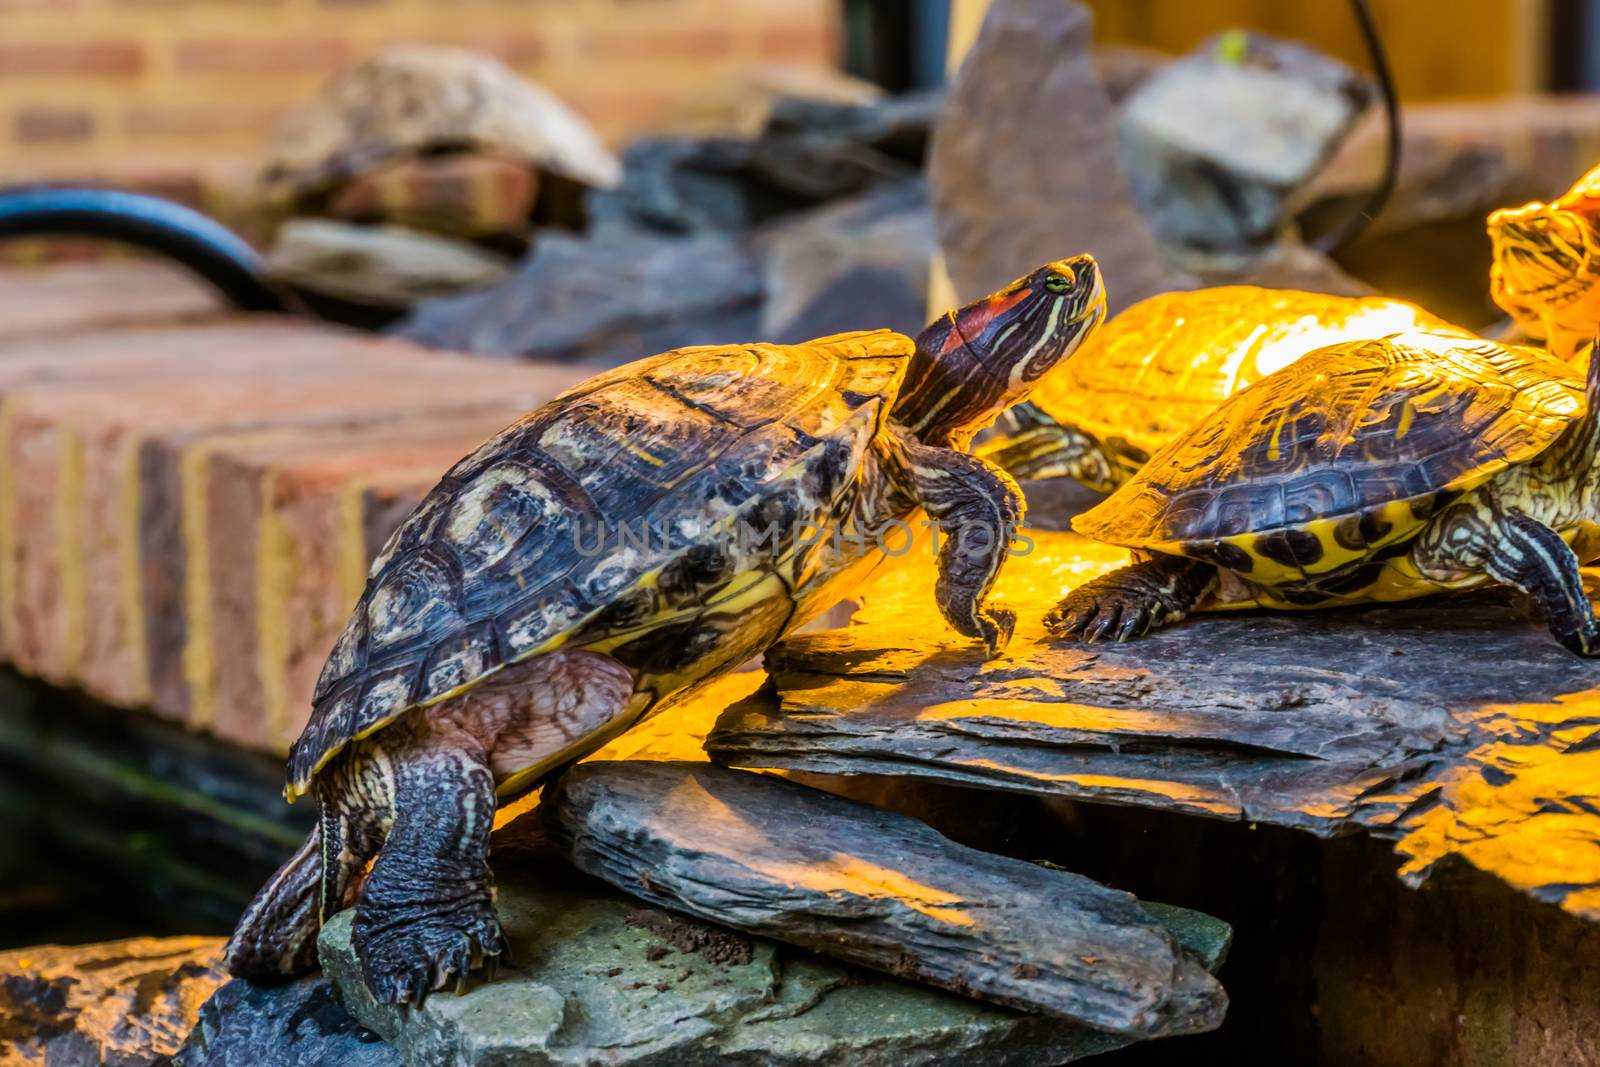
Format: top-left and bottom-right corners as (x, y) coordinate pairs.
(0, 186), (288, 312)
(1312, 0), (1400, 254)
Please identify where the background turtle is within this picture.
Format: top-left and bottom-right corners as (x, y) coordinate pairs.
(225, 256), (1106, 1004)
(1489, 162), (1600, 366)
(257, 46), (622, 246)
(1047, 329), (1600, 657)
(980, 286), (1463, 492)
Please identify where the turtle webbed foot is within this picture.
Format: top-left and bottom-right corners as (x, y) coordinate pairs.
(354, 898), (506, 1005)
(1045, 557), (1216, 643)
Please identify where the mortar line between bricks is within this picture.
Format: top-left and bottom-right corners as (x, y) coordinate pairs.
(257, 469), (292, 749)
(56, 424), (85, 682)
(117, 438), (150, 704)
(179, 439), (218, 730)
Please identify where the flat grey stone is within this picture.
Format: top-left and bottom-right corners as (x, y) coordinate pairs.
(929, 0), (1187, 312)
(705, 527), (1600, 924)
(586, 94), (935, 237)
(761, 180), (934, 344)
(546, 761), (1226, 1037)
(265, 220), (512, 309)
(392, 229), (763, 366)
(321, 823), (1229, 1066)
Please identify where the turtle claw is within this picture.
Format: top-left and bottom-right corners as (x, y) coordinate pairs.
(1045, 558), (1215, 644)
(353, 901), (506, 1006)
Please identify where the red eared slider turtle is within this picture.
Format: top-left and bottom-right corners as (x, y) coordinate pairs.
(981, 286), (1463, 492)
(1047, 329), (1600, 656)
(225, 256), (1107, 1004)
(1489, 162), (1600, 365)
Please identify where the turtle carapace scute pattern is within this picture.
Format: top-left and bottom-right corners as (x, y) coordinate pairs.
(226, 256), (1108, 1006)
(1049, 330), (1600, 657)
(979, 285), (1466, 492)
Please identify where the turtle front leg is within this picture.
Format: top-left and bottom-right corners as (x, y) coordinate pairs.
(350, 727), (505, 1005)
(1046, 556), (1218, 642)
(898, 439), (1024, 656)
(1480, 513), (1600, 656)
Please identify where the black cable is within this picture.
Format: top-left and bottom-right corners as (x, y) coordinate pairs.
(1312, 0), (1401, 254)
(0, 186), (287, 312)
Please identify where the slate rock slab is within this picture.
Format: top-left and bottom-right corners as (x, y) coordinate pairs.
(706, 528), (1600, 923)
(393, 229), (763, 366)
(0, 936), (224, 1066)
(587, 94), (935, 237)
(929, 0), (1187, 312)
(173, 974), (400, 1067)
(761, 180), (934, 344)
(321, 823), (1229, 1066)
(545, 760), (1227, 1037)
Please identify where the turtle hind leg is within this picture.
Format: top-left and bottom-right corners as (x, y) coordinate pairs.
(1045, 556), (1218, 643)
(351, 728), (505, 1006)
(225, 829), (323, 980)
(1482, 512), (1600, 656)
(351, 651), (635, 1005)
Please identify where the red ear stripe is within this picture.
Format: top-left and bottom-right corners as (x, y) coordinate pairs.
(945, 287), (1033, 353)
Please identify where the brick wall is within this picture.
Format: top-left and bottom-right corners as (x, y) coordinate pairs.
(0, 260), (590, 754)
(0, 0), (840, 189)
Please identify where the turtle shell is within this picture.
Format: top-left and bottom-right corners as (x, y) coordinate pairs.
(1030, 286), (1464, 462)
(257, 46), (621, 211)
(1074, 332), (1585, 587)
(288, 330), (913, 797)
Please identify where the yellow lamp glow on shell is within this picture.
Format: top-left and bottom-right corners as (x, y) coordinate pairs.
(985, 286), (1470, 492)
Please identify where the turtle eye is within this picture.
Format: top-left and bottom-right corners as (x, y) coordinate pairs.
(1044, 270), (1073, 294)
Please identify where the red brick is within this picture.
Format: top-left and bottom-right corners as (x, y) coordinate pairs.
(0, 42), (143, 78)
(124, 103), (285, 140)
(759, 23), (838, 63)
(583, 27), (732, 61)
(173, 37), (350, 76)
(448, 34), (546, 67)
(0, 262), (222, 342)
(12, 106), (94, 143)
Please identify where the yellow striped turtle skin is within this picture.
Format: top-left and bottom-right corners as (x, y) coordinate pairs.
(983, 286), (1465, 492)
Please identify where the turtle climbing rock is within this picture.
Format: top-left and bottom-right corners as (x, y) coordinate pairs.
(256, 46), (621, 243)
(225, 256), (1107, 1005)
(980, 286), (1464, 492)
(1489, 162), (1600, 366)
(1048, 329), (1600, 656)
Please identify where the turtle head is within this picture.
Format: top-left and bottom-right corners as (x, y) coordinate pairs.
(893, 255), (1105, 450)
(1489, 163), (1600, 364)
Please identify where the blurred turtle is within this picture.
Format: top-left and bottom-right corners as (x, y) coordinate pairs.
(1489, 162), (1600, 365)
(225, 257), (1107, 1005)
(981, 286), (1464, 492)
(257, 46), (621, 247)
(1049, 329), (1600, 656)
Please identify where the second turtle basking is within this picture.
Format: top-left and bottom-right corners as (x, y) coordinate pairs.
(1489, 160), (1600, 366)
(225, 256), (1106, 1005)
(979, 286), (1464, 492)
(1049, 329), (1600, 657)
